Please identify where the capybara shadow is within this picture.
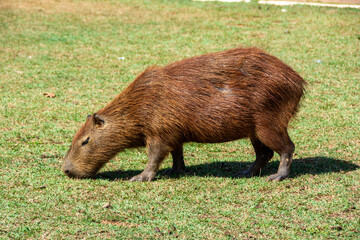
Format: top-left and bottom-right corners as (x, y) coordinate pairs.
(95, 157), (359, 181)
(63, 47), (307, 182)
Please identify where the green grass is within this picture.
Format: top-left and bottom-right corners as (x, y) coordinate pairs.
(1, 0), (359, 239)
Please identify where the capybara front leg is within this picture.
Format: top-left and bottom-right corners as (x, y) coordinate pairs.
(235, 137), (274, 178)
(130, 138), (171, 182)
(164, 145), (185, 176)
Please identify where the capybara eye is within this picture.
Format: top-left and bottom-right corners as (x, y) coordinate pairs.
(82, 137), (90, 146)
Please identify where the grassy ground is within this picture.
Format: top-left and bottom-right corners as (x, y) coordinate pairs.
(0, 0), (359, 239)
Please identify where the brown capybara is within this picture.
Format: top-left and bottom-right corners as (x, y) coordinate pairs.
(63, 47), (306, 182)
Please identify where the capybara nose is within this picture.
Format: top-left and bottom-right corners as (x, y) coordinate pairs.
(63, 167), (72, 177)
(63, 160), (74, 177)
(63, 168), (76, 178)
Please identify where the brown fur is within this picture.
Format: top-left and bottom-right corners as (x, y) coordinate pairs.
(63, 47), (306, 182)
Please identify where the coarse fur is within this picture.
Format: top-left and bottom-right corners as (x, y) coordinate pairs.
(63, 47), (306, 182)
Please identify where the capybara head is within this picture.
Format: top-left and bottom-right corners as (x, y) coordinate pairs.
(63, 113), (121, 178)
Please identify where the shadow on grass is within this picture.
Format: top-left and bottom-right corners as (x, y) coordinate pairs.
(95, 156), (359, 181)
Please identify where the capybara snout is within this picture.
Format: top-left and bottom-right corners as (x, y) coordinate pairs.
(64, 47), (306, 182)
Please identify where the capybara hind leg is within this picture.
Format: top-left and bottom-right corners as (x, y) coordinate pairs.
(164, 145), (186, 176)
(257, 130), (295, 182)
(267, 141), (295, 181)
(235, 137), (274, 178)
(130, 138), (171, 182)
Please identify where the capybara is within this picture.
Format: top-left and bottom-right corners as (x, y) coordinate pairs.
(63, 47), (306, 182)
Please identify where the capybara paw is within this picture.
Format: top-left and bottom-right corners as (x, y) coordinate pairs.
(267, 172), (288, 182)
(163, 167), (185, 176)
(130, 171), (156, 182)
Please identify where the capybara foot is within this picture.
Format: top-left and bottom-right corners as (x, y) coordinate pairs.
(163, 167), (185, 176)
(267, 172), (289, 182)
(130, 171), (156, 182)
(234, 169), (258, 178)
(234, 163), (261, 178)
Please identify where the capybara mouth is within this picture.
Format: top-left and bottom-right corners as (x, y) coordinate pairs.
(64, 169), (96, 179)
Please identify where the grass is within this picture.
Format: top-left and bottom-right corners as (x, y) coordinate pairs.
(0, 0), (359, 239)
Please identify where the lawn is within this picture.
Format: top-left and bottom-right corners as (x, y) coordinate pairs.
(0, 0), (359, 239)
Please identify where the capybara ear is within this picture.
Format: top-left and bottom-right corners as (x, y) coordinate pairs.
(93, 113), (105, 127)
